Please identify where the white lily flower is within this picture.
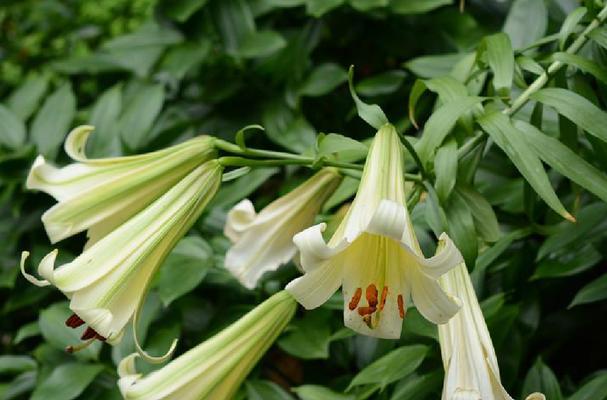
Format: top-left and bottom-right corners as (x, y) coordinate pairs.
(224, 168), (342, 289)
(438, 261), (545, 400)
(286, 124), (463, 339)
(118, 290), (297, 400)
(27, 125), (216, 244)
(21, 161), (223, 348)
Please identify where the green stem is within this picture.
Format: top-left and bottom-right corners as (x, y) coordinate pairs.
(214, 139), (310, 161)
(458, 4), (607, 161)
(218, 156), (364, 171)
(397, 132), (429, 180)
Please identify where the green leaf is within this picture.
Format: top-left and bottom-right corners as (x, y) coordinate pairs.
(588, 26), (607, 49)
(323, 176), (360, 211)
(119, 82), (165, 150)
(349, 0), (388, 12)
(434, 140), (457, 203)
(245, 380), (293, 400)
(569, 274), (607, 307)
(87, 84), (123, 157)
(355, 70), (406, 97)
(348, 345), (428, 389)
(478, 111), (573, 222)
(415, 96), (483, 166)
(278, 310), (333, 360)
(503, 0), (547, 49)
(514, 120), (607, 204)
(305, 0), (344, 17)
(0, 356), (36, 375)
(164, 0), (210, 21)
(445, 190), (478, 266)
(552, 52), (607, 85)
(262, 101), (316, 152)
(390, 371), (442, 400)
(30, 363), (103, 400)
(38, 302), (101, 361)
(521, 358), (563, 400)
(456, 186), (501, 242)
(7, 74), (49, 120)
(30, 83), (76, 159)
(405, 53), (466, 79)
(483, 33), (514, 94)
(212, 0), (256, 54)
(317, 133), (368, 161)
(237, 30), (287, 58)
(299, 63), (348, 97)
(568, 372), (607, 400)
(0, 105), (26, 149)
(408, 76), (468, 127)
(293, 385), (353, 400)
(390, 0), (451, 14)
(347, 66), (389, 129)
(532, 243), (601, 280)
(559, 7), (587, 49)
(531, 88), (607, 145)
(211, 168), (278, 209)
(13, 322), (41, 345)
(154, 236), (214, 306)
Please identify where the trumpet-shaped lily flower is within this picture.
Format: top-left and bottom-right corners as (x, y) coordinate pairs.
(21, 161), (223, 347)
(27, 125), (216, 244)
(224, 168), (342, 289)
(438, 261), (545, 400)
(286, 124), (463, 339)
(118, 290), (297, 400)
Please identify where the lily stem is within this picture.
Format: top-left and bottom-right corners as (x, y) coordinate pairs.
(458, 4), (607, 161)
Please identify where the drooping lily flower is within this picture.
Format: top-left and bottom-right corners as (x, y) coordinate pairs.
(21, 161), (223, 347)
(438, 261), (545, 400)
(118, 290), (297, 400)
(224, 168), (342, 289)
(27, 125), (216, 244)
(286, 124), (462, 339)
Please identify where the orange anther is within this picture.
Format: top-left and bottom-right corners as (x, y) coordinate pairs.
(397, 294), (406, 319)
(357, 306), (377, 316)
(379, 286), (388, 311)
(366, 284), (378, 307)
(349, 288), (362, 310)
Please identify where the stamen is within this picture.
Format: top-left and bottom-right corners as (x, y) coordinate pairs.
(366, 284), (378, 308)
(357, 306), (376, 316)
(81, 327), (99, 341)
(397, 294), (406, 319)
(379, 286), (388, 311)
(349, 288), (362, 310)
(363, 314), (373, 329)
(66, 338), (95, 353)
(65, 313), (85, 329)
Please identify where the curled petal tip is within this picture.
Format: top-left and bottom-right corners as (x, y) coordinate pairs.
(20, 251), (51, 287)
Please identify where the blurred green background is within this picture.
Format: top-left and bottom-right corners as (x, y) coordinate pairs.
(1, 0), (607, 399)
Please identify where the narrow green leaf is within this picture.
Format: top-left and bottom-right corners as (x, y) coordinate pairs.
(559, 7), (587, 49)
(408, 76), (468, 127)
(246, 380), (293, 400)
(0, 105), (26, 149)
(405, 53), (466, 79)
(568, 372), (607, 400)
(516, 56), (544, 76)
(347, 66), (388, 129)
(7, 74), (49, 120)
(348, 345), (428, 389)
(445, 191), (478, 266)
(456, 186), (501, 242)
(293, 385), (353, 400)
(521, 358), (563, 400)
(478, 111), (573, 222)
(30, 363), (103, 400)
(349, 0), (388, 12)
(390, 371), (442, 400)
(515, 120), (607, 204)
(415, 96), (483, 166)
(484, 33), (514, 94)
(569, 274), (607, 307)
(13, 322), (41, 345)
(532, 243), (601, 280)
(119, 82), (165, 150)
(30, 83), (76, 159)
(87, 84), (123, 157)
(355, 70), (406, 96)
(299, 63), (348, 97)
(164, 0), (210, 22)
(588, 26), (607, 49)
(434, 140), (457, 203)
(553, 52), (607, 85)
(503, 0), (547, 49)
(317, 133), (368, 160)
(0, 356), (36, 375)
(390, 0), (451, 14)
(306, 0), (345, 17)
(531, 88), (607, 145)
(237, 30), (287, 58)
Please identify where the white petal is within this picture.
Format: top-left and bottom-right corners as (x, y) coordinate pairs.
(286, 261), (343, 309)
(415, 233), (463, 280)
(452, 388), (482, 400)
(409, 267), (461, 324)
(525, 394), (546, 400)
(19, 251), (50, 287)
(223, 199), (257, 242)
(293, 223), (348, 272)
